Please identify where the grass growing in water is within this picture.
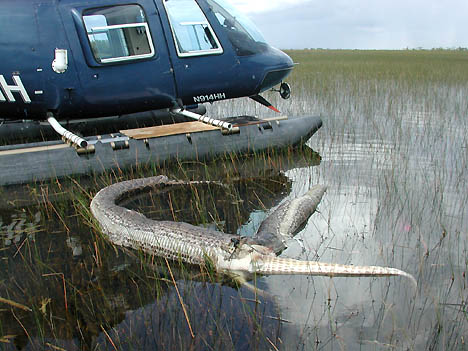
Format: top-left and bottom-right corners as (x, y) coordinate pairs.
(1, 49), (468, 349)
(209, 49), (468, 349)
(0, 147), (316, 350)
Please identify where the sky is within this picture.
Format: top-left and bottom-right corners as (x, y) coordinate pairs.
(229, 0), (468, 50)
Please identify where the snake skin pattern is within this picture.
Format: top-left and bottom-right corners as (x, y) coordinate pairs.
(90, 176), (416, 286)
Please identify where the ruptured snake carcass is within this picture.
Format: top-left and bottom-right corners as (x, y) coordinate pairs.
(90, 176), (416, 286)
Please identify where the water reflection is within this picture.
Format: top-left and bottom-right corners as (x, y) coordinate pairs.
(0, 148), (321, 350)
(3, 48), (468, 349)
(257, 104), (468, 349)
(0, 211), (41, 247)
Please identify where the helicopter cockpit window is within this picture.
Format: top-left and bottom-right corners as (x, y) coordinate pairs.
(83, 5), (155, 63)
(163, 0), (223, 57)
(206, 0), (269, 56)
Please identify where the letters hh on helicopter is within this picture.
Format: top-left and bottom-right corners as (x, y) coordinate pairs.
(0, 0), (324, 186)
(0, 75), (31, 104)
(0, 0), (294, 125)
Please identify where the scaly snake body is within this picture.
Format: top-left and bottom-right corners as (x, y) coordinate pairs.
(90, 176), (416, 286)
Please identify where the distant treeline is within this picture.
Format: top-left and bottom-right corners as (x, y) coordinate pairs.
(291, 47), (468, 51)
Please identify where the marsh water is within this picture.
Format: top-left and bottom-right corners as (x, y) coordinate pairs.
(1, 50), (468, 350)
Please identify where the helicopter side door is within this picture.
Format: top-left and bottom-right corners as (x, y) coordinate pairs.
(155, 0), (240, 106)
(57, 0), (177, 118)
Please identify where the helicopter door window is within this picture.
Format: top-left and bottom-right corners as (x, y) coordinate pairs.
(83, 5), (155, 64)
(163, 0), (223, 57)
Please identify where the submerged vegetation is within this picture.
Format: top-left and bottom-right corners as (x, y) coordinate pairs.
(1, 50), (468, 349)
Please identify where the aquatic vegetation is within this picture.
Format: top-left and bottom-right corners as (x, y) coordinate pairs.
(1, 50), (468, 349)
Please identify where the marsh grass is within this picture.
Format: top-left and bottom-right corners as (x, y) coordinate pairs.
(273, 50), (467, 349)
(1, 50), (468, 350)
(0, 146), (316, 350)
(207, 49), (468, 349)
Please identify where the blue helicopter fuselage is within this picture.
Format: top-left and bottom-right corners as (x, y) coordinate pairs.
(0, 0), (293, 121)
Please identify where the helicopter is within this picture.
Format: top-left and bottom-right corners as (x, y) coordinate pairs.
(0, 0), (294, 141)
(0, 0), (322, 186)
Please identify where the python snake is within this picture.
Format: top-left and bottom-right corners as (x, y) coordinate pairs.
(90, 176), (416, 286)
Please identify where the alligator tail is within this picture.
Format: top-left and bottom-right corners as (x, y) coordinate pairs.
(255, 256), (417, 287)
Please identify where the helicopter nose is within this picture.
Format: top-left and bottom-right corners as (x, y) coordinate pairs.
(257, 47), (294, 93)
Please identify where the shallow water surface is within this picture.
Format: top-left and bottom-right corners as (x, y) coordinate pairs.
(1, 50), (468, 350)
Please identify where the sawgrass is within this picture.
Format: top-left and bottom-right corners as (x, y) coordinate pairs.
(208, 49), (468, 349)
(0, 146), (315, 350)
(1, 49), (468, 349)
(272, 49), (468, 349)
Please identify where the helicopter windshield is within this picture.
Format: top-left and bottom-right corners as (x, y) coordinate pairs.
(206, 0), (269, 56)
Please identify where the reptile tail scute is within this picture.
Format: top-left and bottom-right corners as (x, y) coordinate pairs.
(255, 256), (417, 287)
